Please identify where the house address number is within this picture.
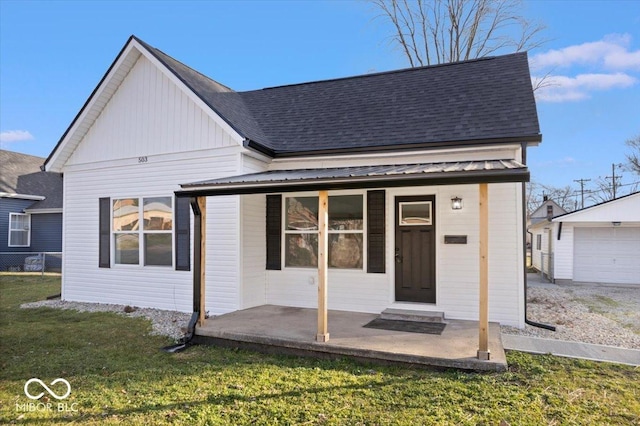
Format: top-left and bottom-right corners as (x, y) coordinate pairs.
(138, 156), (148, 163)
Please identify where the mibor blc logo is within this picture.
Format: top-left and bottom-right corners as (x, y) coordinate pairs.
(24, 378), (71, 400)
(16, 378), (78, 413)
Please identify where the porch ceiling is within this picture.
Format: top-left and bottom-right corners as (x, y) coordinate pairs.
(177, 159), (528, 197)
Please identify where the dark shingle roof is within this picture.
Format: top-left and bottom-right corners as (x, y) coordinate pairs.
(137, 36), (540, 157)
(0, 150), (63, 209)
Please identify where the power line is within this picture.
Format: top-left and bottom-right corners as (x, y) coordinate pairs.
(605, 163), (624, 199)
(573, 178), (591, 209)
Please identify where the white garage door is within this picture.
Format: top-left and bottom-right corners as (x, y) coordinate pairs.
(574, 227), (640, 285)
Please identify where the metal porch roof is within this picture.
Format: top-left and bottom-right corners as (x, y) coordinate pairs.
(177, 160), (528, 197)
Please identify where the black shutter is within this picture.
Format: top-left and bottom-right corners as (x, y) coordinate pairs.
(175, 196), (191, 271)
(367, 190), (385, 273)
(99, 198), (110, 268)
(266, 194), (282, 270)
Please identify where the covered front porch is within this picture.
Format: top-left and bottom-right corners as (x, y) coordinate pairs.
(194, 305), (507, 372)
(177, 159), (529, 369)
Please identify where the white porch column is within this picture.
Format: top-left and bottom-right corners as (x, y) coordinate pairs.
(478, 183), (490, 360)
(317, 190), (330, 342)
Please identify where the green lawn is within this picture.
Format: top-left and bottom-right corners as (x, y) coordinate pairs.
(1, 274), (639, 425)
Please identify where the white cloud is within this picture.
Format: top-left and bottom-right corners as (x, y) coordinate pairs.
(531, 34), (640, 103)
(0, 130), (35, 142)
(531, 33), (640, 71)
(534, 72), (637, 102)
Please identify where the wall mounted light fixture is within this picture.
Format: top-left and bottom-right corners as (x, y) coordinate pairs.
(451, 196), (463, 210)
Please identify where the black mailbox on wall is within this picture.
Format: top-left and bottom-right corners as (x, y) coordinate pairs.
(444, 235), (467, 244)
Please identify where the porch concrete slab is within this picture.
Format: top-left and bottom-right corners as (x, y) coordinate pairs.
(502, 334), (640, 367)
(195, 305), (507, 372)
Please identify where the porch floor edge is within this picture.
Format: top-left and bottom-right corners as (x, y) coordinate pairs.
(193, 305), (508, 372)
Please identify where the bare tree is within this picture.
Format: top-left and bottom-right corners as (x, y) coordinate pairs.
(542, 184), (576, 212)
(370, 0), (546, 67)
(625, 134), (640, 175)
(526, 182), (576, 215)
(588, 177), (620, 204)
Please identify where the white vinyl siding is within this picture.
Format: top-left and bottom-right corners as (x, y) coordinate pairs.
(552, 223), (573, 281)
(241, 194), (267, 309)
(530, 226), (552, 276)
(62, 152), (241, 313)
(265, 183), (524, 327)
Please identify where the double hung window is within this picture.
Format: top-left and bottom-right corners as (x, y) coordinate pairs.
(8, 213), (30, 247)
(284, 195), (364, 269)
(112, 197), (173, 266)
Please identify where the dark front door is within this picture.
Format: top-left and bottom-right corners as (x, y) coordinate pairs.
(394, 195), (436, 303)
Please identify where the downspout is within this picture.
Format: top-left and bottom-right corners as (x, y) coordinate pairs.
(521, 143), (556, 331)
(162, 196), (202, 353)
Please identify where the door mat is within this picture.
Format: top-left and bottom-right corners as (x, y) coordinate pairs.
(363, 318), (446, 335)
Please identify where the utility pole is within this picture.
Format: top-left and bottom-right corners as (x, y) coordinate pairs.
(606, 163), (623, 200)
(573, 178), (590, 209)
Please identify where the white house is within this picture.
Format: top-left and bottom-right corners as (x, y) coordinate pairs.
(44, 36), (542, 343)
(532, 192), (640, 285)
(528, 198), (568, 276)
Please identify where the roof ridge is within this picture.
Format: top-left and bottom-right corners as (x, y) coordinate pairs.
(244, 52), (527, 93)
(131, 36), (236, 93)
(1, 149), (45, 161)
(131, 35), (276, 150)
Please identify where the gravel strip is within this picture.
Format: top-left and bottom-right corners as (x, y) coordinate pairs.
(501, 278), (640, 350)
(21, 299), (192, 341)
(21, 276), (640, 350)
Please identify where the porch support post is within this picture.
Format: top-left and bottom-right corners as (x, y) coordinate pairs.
(197, 196), (207, 327)
(478, 183), (490, 360)
(316, 190), (330, 342)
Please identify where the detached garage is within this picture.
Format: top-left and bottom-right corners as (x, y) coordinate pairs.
(551, 192), (640, 285)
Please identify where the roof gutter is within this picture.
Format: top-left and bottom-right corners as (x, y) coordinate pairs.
(243, 139), (275, 158)
(266, 135), (542, 159)
(0, 193), (46, 201)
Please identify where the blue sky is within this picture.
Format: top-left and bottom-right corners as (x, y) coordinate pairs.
(1, 0), (639, 195)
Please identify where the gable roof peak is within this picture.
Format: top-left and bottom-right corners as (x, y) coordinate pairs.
(46, 36), (541, 168)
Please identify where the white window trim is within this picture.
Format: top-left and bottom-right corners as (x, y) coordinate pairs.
(8, 213), (31, 247)
(111, 197), (174, 268)
(282, 190), (367, 271)
(398, 201), (433, 226)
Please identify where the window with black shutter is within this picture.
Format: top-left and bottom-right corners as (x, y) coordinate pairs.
(367, 190), (386, 273)
(266, 194), (282, 270)
(175, 196), (191, 271)
(99, 197), (111, 268)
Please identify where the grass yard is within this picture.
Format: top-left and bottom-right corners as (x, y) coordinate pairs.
(1, 274), (639, 425)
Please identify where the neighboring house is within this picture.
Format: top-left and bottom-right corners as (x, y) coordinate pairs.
(44, 36), (541, 333)
(531, 192), (640, 285)
(0, 150), (63, 271)
(528, 197), (568, 275)
(529, 197), (568, 227)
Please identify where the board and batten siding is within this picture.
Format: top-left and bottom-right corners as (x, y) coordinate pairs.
(62, 150), (242, 313)
(65, 54), (240, 167)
